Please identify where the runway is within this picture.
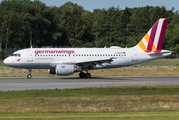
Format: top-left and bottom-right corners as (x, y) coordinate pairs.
(0, 76), (179, 91)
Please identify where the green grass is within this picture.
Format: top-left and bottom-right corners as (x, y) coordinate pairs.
(0, 60), (4, 66)
(1, 86), (179, 119)
(0, 85), (179, 99)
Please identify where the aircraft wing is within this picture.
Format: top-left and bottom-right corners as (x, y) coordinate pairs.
(63, 57), (116, 68)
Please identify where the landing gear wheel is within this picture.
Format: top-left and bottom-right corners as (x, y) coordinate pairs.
(27, 74), (32, 79)
(27, 69), (32, 79)
(79, 72), (85, 78)
(85, 73), (91, 78)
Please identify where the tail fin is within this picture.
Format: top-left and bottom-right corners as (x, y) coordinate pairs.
(137, 18), (168, 53)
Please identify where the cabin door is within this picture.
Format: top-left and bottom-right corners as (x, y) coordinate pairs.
(27, 51), (33, 62)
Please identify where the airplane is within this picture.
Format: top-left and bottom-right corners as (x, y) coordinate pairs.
(3, 18), (172, 79)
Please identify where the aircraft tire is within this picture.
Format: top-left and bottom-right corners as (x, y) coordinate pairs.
(79, 72), (85, 78)
(27, 74), (32, 79)
(85, 73), (91, 78)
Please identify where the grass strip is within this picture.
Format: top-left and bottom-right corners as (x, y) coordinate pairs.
(1, 85), (179, 99)
(0, 86), (179, 113)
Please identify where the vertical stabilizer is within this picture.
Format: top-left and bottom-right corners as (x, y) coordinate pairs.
(137, 18), (168, 53)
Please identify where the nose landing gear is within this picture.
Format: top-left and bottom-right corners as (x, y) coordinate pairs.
(27, 69), (32, 79)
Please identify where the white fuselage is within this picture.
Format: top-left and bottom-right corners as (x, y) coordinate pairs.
(3, 45), (171, 70)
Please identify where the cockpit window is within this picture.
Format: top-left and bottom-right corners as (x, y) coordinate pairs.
(11, 53), (21, 57)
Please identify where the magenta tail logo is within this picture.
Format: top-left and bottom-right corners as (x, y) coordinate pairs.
(138, 19), (168, 53)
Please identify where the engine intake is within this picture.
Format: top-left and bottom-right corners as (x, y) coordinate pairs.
(48, 69), (56, 74)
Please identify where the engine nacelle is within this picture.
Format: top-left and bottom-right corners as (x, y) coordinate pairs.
(55, 64), (74, 75)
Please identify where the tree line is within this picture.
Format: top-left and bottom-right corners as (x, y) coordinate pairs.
(0, 0), (179, 54)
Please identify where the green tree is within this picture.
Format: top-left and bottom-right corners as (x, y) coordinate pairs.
(59, 2), (84, 47)
(91, 9), (105, 47)
(81, 11), (94, 47)
(118, 7), (131, 45)
(165, 12), (179, 53)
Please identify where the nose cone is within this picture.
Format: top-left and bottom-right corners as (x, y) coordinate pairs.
(3, 57), (10, 66)
(3, 57), (16, 67)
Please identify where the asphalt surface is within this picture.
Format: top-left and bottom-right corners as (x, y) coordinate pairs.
(0, 76), (179, 91)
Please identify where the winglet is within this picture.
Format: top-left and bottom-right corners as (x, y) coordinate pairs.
(138, 18), (168, 53)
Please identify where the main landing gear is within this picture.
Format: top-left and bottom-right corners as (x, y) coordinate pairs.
(79, 71), (91, 78)
(27, 69), (32, 79)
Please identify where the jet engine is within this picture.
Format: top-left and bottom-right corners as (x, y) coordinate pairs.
(48, 64), (75, 75)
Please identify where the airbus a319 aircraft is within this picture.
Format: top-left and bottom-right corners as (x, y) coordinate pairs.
(4, 18), (172, 79)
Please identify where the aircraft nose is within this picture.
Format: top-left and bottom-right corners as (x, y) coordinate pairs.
(3, 57), (11, 66)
